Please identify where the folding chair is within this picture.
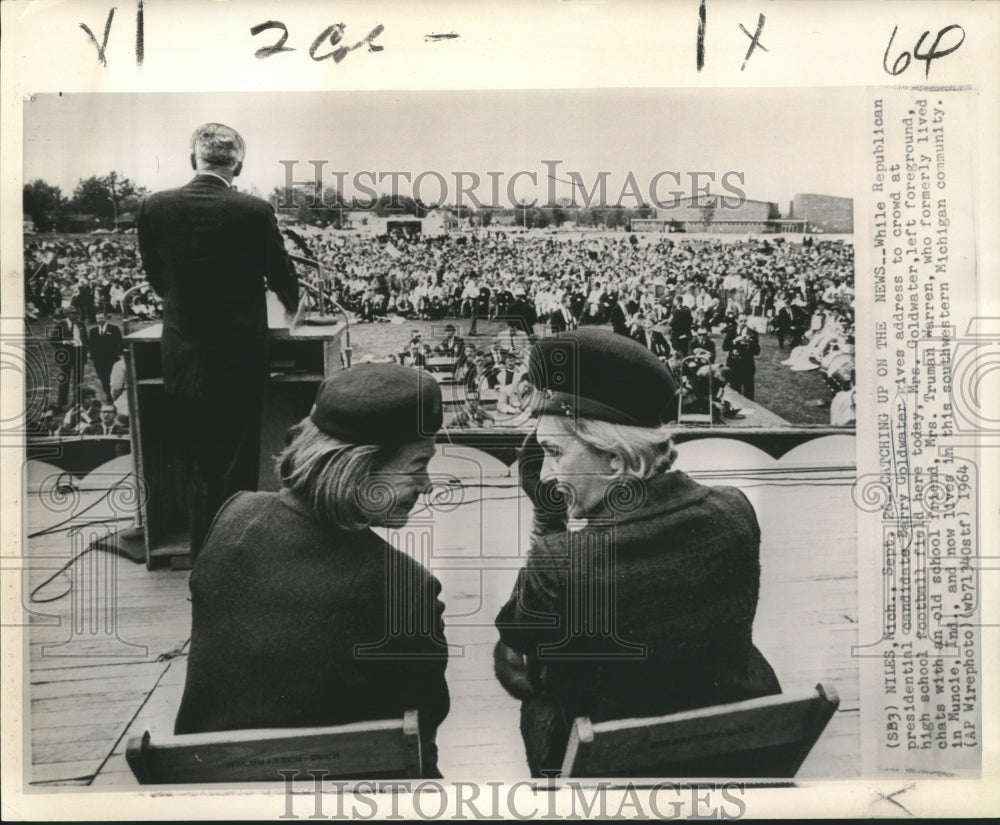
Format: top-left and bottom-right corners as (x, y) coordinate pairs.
(561, 683), (839, 779)
(126, 711), (421, 783)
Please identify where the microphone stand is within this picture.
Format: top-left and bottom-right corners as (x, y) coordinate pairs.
(287, 253), (352, 368)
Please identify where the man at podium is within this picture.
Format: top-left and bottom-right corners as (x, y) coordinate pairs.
(137, 123), (299, 559)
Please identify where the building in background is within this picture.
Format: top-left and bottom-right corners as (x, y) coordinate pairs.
(788, 193), (854, 234)
(632, 195), (784, 233)
(631, 192), (853, 234)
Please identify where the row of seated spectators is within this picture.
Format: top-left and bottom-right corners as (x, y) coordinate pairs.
(288, 230), (854, 335)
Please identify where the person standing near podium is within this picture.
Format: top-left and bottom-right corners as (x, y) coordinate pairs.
(137, 123), (299, 559)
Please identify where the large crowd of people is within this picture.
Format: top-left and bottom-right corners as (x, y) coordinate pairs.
(289, 230), (853, 331)
(25, 235), (160, 324)
(24, 227), (856, 432)
(290, 229), (856, 424)
(24, 237), (142, 438)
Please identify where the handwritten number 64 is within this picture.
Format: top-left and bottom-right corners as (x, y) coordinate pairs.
(883, 24), (965, 78)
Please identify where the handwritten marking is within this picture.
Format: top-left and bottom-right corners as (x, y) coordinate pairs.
(696, 0), (706, 71)
(333, 23), (385, 61)
(135, 0), (144, 66)
(309, 23), (346, 62)
(425, 32), (459, 42)
(249, 20), (383, 62)
(873, 784), (916, 817)
(738, 13), (767, 71)
(913, 25), (965, 79)
(883, 27), (910, 75)
(883, 24), (965, 78)
(250, 20), (295, 58)
(80, 7), (116, 68)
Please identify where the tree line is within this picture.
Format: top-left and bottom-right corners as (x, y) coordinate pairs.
(269, 184), (658, 231)
(23, 173), (149, 232)
(24, 173), (660, 234)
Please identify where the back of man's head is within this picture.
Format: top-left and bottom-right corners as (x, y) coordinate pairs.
(190, 123), (246, 176)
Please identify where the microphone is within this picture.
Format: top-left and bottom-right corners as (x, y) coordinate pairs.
(286, 253), (352, 368)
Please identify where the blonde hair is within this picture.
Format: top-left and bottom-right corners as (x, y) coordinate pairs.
(568, 417), (678, 479)
(278, 418), (398, 531)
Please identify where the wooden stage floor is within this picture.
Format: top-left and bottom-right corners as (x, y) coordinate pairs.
(21, 436), (858, 787)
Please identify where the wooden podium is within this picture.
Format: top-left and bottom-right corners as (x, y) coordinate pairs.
(125, 308), (346, 569)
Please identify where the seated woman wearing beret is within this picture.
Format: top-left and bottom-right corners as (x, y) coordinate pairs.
(175, 364), (450, 777)
(494, 329), (780, 777)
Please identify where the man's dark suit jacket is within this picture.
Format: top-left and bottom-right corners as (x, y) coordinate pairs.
(137, 175), (299, 398)
(670, 305), (694, 338)
(631, 327), (671, 359)
(88, 323), (124, 372)
(722, 327), (762, 374)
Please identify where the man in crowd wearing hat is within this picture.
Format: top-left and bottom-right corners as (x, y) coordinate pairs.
(494, 329), (780, 776)
(175, 363), (450, 777)
(690, 323), (717, 363)
(138, 122), (299, 559)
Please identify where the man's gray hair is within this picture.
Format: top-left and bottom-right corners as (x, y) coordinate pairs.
(190, 123), (246, 168)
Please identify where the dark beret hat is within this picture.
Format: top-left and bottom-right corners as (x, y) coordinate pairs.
(310, 363), (443, 445)
(528, 328), (679, 426)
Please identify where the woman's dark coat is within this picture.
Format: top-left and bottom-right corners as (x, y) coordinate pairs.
(495, 470), (780, 776)
(175, 490), (450, 776)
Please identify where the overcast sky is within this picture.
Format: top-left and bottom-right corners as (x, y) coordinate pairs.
(24, 88), (864, 210)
